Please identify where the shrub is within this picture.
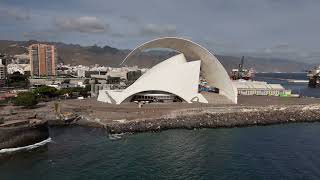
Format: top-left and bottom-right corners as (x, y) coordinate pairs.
(12, 92), (38, 108)
(62, 79), (71, 84)
(79, 88), (89, 98)
(83, 79), (90, 85)
(0, 117), (4, 124)
(34, 86), (58, 98)
(58, 87), (90, 98)
(57, 88), (73, 96)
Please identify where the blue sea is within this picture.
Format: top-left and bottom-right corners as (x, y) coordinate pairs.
(0, 73), (320, 180)
(255, 72), (320, 98)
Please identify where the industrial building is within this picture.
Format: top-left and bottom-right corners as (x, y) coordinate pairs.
(29, 44), (57, 77)
(307, 65), (320, 88)
(233, 80), (291, 96)
(77, 70), (107, 78)
(98, 37), (237, 104)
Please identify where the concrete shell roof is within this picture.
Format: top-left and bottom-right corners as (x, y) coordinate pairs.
(121, 37), (238, 103)
(97, 53), (208, 104)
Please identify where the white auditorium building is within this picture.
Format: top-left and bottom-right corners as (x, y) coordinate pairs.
(98, 37), (238, 105)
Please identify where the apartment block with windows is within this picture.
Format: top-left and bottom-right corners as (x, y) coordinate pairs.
(0, 55), (7, 87)
(29, 44), (57, 77)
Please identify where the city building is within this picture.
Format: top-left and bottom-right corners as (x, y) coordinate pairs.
(0, 54), (7, 87)
(77, 70), (107, 78)
(13, 54), (29, 64)
(7, 64), (30, 75)
(98, 37), (237, 104)
(126, 70), (142, 85)
(233, 80), (291, 96)
(29, 44), (57, 77)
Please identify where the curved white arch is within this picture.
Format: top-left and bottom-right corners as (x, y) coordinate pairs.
(121, 37), (237, 103)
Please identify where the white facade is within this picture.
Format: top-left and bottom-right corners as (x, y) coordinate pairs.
(77, 69), (86, 78)
(98, 37), (238, 104)
(98, 54), (208, 104)
(120, 37), (237, 104)
(7, 64), (30, 74)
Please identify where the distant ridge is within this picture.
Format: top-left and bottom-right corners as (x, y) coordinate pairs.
(0, 40), (311, 72)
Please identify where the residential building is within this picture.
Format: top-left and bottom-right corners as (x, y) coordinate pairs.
(0, 54), (7, 87)
(29, 44), (57, 77)
(77, 70), (107, 78)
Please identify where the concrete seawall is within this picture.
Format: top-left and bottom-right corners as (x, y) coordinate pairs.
(105, 104), (320, 134)
(0, 121), (49, 150)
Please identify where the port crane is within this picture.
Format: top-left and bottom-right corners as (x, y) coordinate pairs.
(230, 56), (255, 80)
(307, 65), (320, 88)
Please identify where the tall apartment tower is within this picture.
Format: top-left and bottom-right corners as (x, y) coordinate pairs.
(29, 44), (57, 77)
(0, 54), (7, 87)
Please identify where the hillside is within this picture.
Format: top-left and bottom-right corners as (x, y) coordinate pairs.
(0, 40), (311, 72)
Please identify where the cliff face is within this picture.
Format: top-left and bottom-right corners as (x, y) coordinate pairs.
(0, 40), (311, 72)
(0, 121), (49, 149)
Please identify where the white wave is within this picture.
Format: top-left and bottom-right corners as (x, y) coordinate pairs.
(0, 137), (52, 154)
(108, 133), (124, 140)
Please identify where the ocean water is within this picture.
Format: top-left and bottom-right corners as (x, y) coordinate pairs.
(2, 125), (320, 180)
(255, 72), (320, 98)
(0, 73), (320, 180)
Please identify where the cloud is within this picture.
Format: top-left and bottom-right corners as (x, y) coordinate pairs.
(54, 16), (109, 33)
(232, 43), (320, 64)
(0, 7), (30, 21)
(260, 43), (297, 55)
(140, 24), (177, 36)
(120, 15), (140, 23)
(107, 23), (178, 38)
(23, 30), (60, 41)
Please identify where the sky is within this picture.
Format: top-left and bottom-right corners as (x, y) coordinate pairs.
(0, 0), (319, 63)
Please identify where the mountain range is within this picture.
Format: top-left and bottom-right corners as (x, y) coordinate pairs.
(0, 40), (311, 72)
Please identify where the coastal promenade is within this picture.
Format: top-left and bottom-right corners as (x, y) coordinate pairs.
(2, 96), (320, 134)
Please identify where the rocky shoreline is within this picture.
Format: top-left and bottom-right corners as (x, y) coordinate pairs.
(1, 97), (320, 137)
(0, 120), (49, 150)
(104, 104), (320, 134)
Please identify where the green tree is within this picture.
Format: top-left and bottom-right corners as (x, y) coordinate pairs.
(12, 92), (38, 108)
(79, 88), (89, 98)
(57, 87), (90, 98)
(33, 86), (58, 98)
(8, 71), (29, 88)
(57, 88), (73, 97)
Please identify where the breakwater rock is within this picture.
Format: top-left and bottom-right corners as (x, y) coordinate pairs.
(105, 104), (320, 134)
(0, 121), (49, 150)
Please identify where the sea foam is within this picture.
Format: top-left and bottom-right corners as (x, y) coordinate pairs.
(0, 137), (52, 154)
